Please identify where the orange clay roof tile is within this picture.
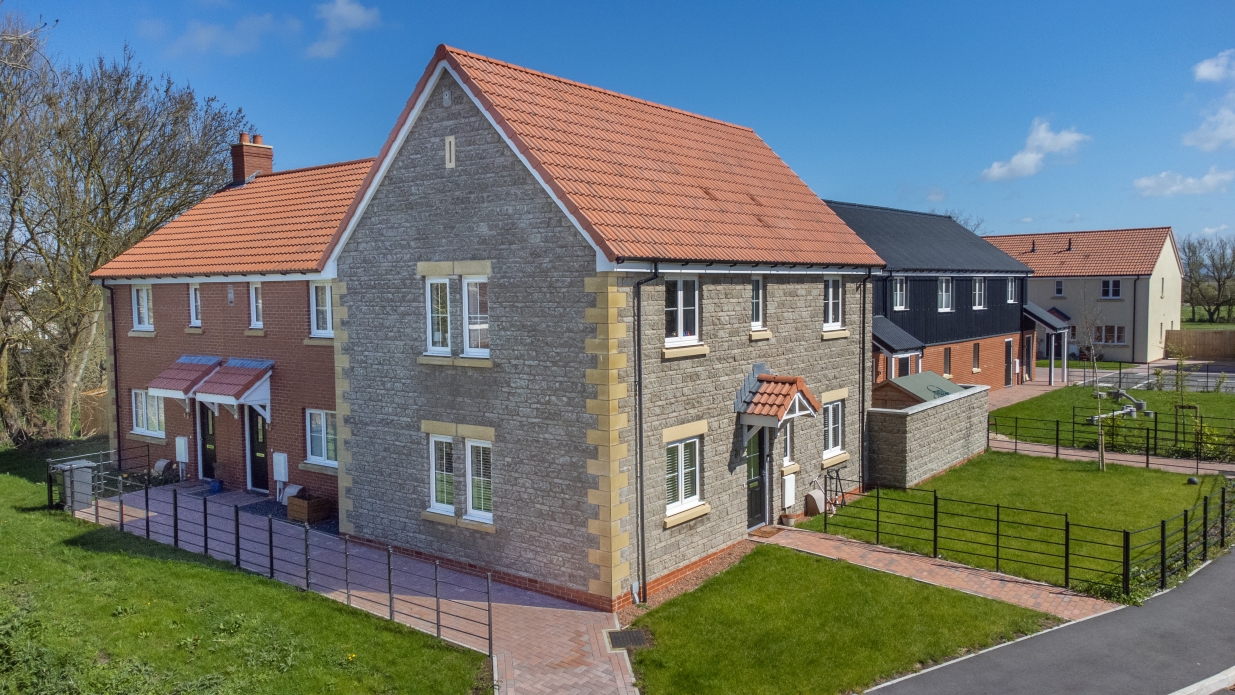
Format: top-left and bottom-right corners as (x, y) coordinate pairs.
(985, 228), (1176, 278)
(739, 374), (823, 419)
(93, 159), (373, 279)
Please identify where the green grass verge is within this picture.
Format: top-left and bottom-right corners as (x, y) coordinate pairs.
(631, 544), (1052, 695)
(0, 442), (486, 694)
(1034, 359), (1124, 370)
(990, 385), (1235, 425)
(1182, 322), (1235, 331)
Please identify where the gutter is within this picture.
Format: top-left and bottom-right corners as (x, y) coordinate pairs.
(631, 262), (659, 604)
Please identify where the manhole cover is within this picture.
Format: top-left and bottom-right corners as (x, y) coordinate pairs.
(607, 630), (647, 650)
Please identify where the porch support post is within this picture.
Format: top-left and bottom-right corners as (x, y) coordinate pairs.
(1048, 331), (1055, 386)
(1062, 331), (1069, 383)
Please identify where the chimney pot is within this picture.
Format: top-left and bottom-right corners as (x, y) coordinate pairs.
(238, 131), (248, 144)
(253, 134), (263, 145)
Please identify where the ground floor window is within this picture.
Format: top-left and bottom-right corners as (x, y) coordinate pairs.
(666, 438), (700, 515)
(943, 347), (952, 375)
(822, 401), (843, 456)
(429, 435), (453, 514)
(782, 420), (794, 464)
(1094, 325), (1126, 345)
(131, 389), (164, 436)
(466, 440), (493, 522)
(305, 409), (338, 465)
(973, 342), (981, 370)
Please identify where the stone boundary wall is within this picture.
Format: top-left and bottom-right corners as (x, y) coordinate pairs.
(868, 385), (989, 488)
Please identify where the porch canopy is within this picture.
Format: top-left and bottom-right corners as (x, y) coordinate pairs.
(734, 363), (822, 431)
(873, 315), (924, 356)
(147, 355), (222, 410)
(1022, 301), (1071, 385)
(194, 358), (274, 420)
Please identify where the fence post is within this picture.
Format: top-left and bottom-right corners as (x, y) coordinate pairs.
(987, 416), (991, 450)
(1122, 529), (1131, 597)
(118, 475), (125, 532)
(234, 505), (241, 568)
(1183, 509), (1190, 573)
(1223, 487), (1228, 547)
(387, 546), (394, 621)
(144, 480), (150, 540)
(93, 468), (99, 524)
(46, 469), (54, 509)
(875, 488), (881, 545)
(68, 466), (75, 517)
(1145, 427), (1151, 468)
(1160, 519), (1167, 590)
(203, 497), (209, 558)
(1063, 514), (1070, 588)
(268, 515), (274, 579)
(1203, 496), (1210, 563)
(1154, 414), (1159, 457)
(932, 490), (939, 558)
(487, 572), (494, 657)
(434, 561), (441, 638)
(1056, 420), (1060, 458)
(1014, 417), (1018, 453)
(173, 488), (179, 549)
(344, 536), (351, 607)
(995, 504), (1002, 573)
(303, 522), (311, 591)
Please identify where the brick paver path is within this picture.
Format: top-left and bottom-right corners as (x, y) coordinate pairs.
(759, 528), (1118, 621)
(76, 482), (637, 695)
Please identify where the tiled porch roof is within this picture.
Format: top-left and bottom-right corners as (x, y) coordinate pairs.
(194, 359), (274, 401)
(148, 355), (222, 396)
(738, 374), (822, 420)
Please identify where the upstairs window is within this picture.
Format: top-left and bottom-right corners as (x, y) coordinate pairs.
(1101, 279), (1121, 299)
(892, 277), (907, 311)
(1054, 280), (1064, 297)
(822, 401), (843, 457)
(464, 277), (489, 357)
(1007, 277), (1018, 303)
(306, 409), (338, 465)
(249, 282), (263, 328)
(938, 277), (953, 312)
(425, 278), (450, 355)
(310, 282), (333, 337)
(666, 438), (701, 515)
(189, 284), (201, 327)
(823, 277), (843, 329)
(132, 285), (154, 330)
(429, 435), (454, 514)
(131, 389), (164, 436)
(466, 440), (493, 523)
(751, 276), (765, 329)
(665, 277), (700, 346)
(972, 278), (986, 310)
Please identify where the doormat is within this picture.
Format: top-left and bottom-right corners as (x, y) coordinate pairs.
(749, 526), (782, 538)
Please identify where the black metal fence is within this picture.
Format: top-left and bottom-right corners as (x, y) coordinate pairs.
(816, 475), (1235, 600)
(46, 465), (493, 655)
(1068, 361), (1235, 394)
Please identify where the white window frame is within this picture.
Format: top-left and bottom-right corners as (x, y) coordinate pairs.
(822, 276), (843, 330)
(972, 277), (986, 310)
(1007, 277), (1018, 303)
(1095, 325), (1127, 345)
(428, 434), (454, 515)
(751, 275), (765, 330)
(938, 277), (953, 312)
(665, 437), (701, 516)
(822, 401), (843, 458)
(425, 277), (451, 356)
(892, 276), (907, 311)
(1054, 280), (1064, 297)
(310, 281), (333, 338)
(465, 439), (493, 523)
(249, 282), (263, 328)
(664, 276), (701, 347)
(188, 284), (201, 327)
(305, 409), (338, 466)
(463, 275), (490, 358)
(1101, 279), (1121, 299)
(132, 285), (154, 331)
(781, 419), (793, 464)
(131, 389), (164, 437)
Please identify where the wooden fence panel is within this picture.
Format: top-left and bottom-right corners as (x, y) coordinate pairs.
(1165, 330), (1235, 360)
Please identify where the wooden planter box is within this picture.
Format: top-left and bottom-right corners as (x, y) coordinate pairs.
(288, 494), (333, 524)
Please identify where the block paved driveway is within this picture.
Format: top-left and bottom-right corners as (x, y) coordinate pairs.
(871, 549), (1235, 695)
(82, 482), (637, 695)
(759, 528), (1117, 621)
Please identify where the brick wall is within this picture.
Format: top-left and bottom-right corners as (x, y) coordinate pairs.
(868, 385), (989, 488)
(107, 279), (339, 499)
(875, 331), (1037, 391)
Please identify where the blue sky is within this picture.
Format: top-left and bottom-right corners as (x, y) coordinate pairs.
(15, 0), (1235, 238)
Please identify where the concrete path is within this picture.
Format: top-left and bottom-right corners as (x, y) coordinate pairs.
(757, 528), (1117, 621)
(78, 483), (637, 695)
(871, 550), (1235, 695)
(987, 379), (1066, 411)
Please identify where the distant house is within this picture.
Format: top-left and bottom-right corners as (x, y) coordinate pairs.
(987, 228), (1182, 363)
(825, 202), (1056, 389)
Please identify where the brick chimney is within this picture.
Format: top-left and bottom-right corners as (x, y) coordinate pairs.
(231, 132), (273, 185)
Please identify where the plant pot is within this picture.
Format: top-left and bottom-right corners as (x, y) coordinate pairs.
(288, 494), (334, 524)
(780, 512), (805, 527)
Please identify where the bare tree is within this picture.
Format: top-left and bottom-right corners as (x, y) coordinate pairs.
(929, 208), (988, 236)
(1181, 235), (1235, 323)
(1180, 236), (1207, 322)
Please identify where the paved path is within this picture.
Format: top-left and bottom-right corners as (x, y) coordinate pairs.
(77, 483), (637, 695)
(988, 436), (1235, 476)
(872, 550), (1235, 695)
(987, 378), (1067, 411)
(758, 528), (1117, 621)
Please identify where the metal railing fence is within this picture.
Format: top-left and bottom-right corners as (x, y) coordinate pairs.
(988, 413), (1235, 469)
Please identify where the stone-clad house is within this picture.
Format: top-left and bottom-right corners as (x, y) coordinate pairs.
(319, 46), (885, 610)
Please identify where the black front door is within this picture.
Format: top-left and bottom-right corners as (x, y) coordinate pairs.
(247, 407), (268, 491)
(1004, 339), (1014, 387)
(746, 428), (766, 529)
(199, 405), (216, 479)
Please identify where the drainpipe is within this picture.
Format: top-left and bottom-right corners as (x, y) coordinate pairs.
(632, 262), (659, 604)
(1131, 277), (1138, 364)
(105, 284), (123, 466)
(860, 269), (870, 486)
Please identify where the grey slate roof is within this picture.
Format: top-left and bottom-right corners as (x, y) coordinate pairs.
(1023, 301), (1070, 331)
(824, 200), (1033, 274)
(873, 316), (925, 354)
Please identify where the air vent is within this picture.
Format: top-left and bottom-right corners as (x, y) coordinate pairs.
(445, 135), (456, 169)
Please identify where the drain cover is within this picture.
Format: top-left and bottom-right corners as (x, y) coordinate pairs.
(607, 630), (647, 649)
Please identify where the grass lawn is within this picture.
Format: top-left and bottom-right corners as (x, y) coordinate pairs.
(1182, 322), (1235, 331)
(1035, 359), (1125, 370)
(630, 544), (1051, 695)
(0, 441), (486, 694)
(990, 385), (1235, 425)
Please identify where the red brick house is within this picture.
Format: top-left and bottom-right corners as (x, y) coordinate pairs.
(91, 135), (371, 502)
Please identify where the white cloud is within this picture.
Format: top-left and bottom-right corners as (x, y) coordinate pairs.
(1195, 49), (1235, 82)
(1204, 224), (1229, 235)
(1184, 105), (1235, 151)
(981, 118), (1090, 181)
(1020, 217), (1034, 223)
(1133, 166), (1235, 197)
(168, 14), (300, 56)
(306, 0), (380, 58)
(926, 187), (947, 202)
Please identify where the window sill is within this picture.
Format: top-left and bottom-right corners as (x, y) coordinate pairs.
(185, 326), (202, 334)
(749, 329), (773, 342)
(972, 367), (982, 374)
(781, 462), (801, 475)
(938, 309), (954, 313)
(1053, 296), (1066, 300)
(942, 373), (953, 379)
(303, 337), (334, 346)
(1099, 297), (1124, 301)
(820, 329), (850, 341)
(417, 355), (494, 368)
(126, 431), (166, 445)
(128, 330), (156, 338)
(662, 344), (709, 359)
(664, 502), (710, 529)
(973, 307), (987, 311)
(459, 516), (495, 533)
(821, 451), (850, 469)
(244, 328), (265, 337)
(421, 509), (457, 527)
(299, 461), (338, 476)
